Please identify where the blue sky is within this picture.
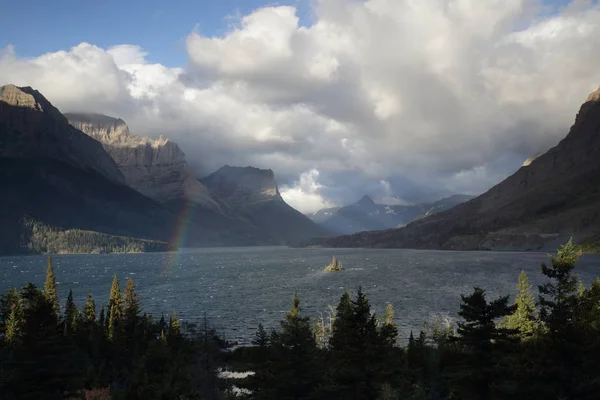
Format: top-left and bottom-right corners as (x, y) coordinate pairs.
(0, 0), (310, 67)
(1, 0), (578, 68)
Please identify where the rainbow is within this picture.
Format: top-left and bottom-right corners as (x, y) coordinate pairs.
(164, 200), (197, 270)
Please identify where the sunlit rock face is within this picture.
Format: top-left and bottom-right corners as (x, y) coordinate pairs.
(66, 113), (219, 208)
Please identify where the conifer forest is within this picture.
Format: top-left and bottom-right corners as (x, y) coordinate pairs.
(1, 240), (600, 399)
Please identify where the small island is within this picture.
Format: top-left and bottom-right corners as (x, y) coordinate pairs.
(324, 255), (344, 272)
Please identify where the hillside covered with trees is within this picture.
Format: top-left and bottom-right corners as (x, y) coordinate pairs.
(2, 241), (600, 399)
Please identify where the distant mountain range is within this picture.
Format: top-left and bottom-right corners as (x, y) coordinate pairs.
(0, 85), (328, 254)
(310, 87), (600, 251)
(309, 194), (473, 235)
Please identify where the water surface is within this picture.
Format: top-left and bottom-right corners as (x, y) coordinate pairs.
(1, 247), (599, 344)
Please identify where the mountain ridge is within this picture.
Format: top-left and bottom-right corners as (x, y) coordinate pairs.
(311, 87), (600, 250)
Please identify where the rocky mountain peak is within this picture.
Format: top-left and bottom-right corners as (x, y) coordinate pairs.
(66, 113), (219, 207)
(356, 195), (375, 207)
(66, 113), (130, 142)
(0, 85), (63, 120)
(0, 84), (124, 184)
(586, 87), (600, 103)
(202, 165), (281, 207)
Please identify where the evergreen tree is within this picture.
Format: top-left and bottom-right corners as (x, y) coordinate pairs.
(63, 289), (78, 334)
(99, 305), (106, 331)
(326, 288), (389, 400)
(44, 256), (60, 316)
(501, 271), (539, 337)
(380, 303), (399, 347)
(85, 292), (96, 323)
(108, 275), (123, 340)
(4, 300), (23, 344)
(454, 287), (516, 399)
(536, 239), (584, 397)
(168, 312), (181, 338)
(539, 239), (581, 338)
(123, 278), (140, 323)
(253, 323), (270, 349)
(257, 294), (322, 400)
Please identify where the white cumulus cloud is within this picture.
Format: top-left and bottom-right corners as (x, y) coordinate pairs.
(2, 0), (600, 210)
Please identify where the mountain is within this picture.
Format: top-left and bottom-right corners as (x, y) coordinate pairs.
(0, 86), (124, 184)
(65, 113), (221, 208)
(0, 85), (193, 254)
(65, 113), (274, 245)
(202, 165), (330, 244)
(313, 87), (600, 251)
(310, 194), (473, 235)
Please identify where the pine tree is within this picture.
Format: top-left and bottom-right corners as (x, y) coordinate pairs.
(108, 275), (123, 340)
(380, 303), (399, 347)
(539, 239), (581, 339)
(167, 312), (181, 342)
(258, 294), (322, 399)
(501, 271), (539, 337)
(99, 305), (106, 331)
(4, 300), (23, 344)
(326, 288), (387, 399)
(63, 289), (78, 335)
(454, 287), (516, 399)
(44, 256), (59, 316)
(537, 239), (583, 397)
(123, 278), (140, 332)
(252, 323), (269, 348)
(84, 292), (96, 323)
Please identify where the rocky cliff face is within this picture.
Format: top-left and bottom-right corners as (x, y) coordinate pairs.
(0, 85), (124, 184)
(202, 166), (330, 244)
(201, 165), (282, 206)
(314, 87), (600, 250)
(0, 85), (193, 254)
(66, 113), (218, 208)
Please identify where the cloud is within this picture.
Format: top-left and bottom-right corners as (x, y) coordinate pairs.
(2, 0), (600, 211)
(281, 169), (336, 214)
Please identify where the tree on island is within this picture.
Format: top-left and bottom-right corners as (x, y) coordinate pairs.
(324, 255), (344, 272)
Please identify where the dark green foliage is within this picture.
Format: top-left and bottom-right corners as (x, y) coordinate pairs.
(44, 256), (59, 316)
(17, 219), (169, 255)
(323, 288), (397, 400)
(0, 275), (230, 399)
(108, 275), (123, 341)
(254, 294), (323, 400)
(84, 292), (96, 323)
(63, 289), (78, 335)
(500, 271), (538, 338)
(452, 288), (517, 399)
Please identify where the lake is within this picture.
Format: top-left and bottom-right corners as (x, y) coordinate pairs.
(1, 247), (599, 344)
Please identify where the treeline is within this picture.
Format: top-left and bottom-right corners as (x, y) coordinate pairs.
(0, 257), (225, 399)
(23, 219), (168, 254)
(228, 239), (600, 399)
(1, 240), (600, 399)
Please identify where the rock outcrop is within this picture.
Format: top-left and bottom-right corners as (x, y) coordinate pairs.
(66, 113), (219, 208)
(313, 86), (600, 250)
(0, 85), (124, 184)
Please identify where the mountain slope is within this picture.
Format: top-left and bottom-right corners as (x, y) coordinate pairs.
(0, 85), (124, 183)
(65, 113), (220, 208)
(65, 113), (273, 245)
(312, 194), (473, 235)
(0, 85), (219, 254)
(202, 166), (330, 244)
(314, 87), (600, 250)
